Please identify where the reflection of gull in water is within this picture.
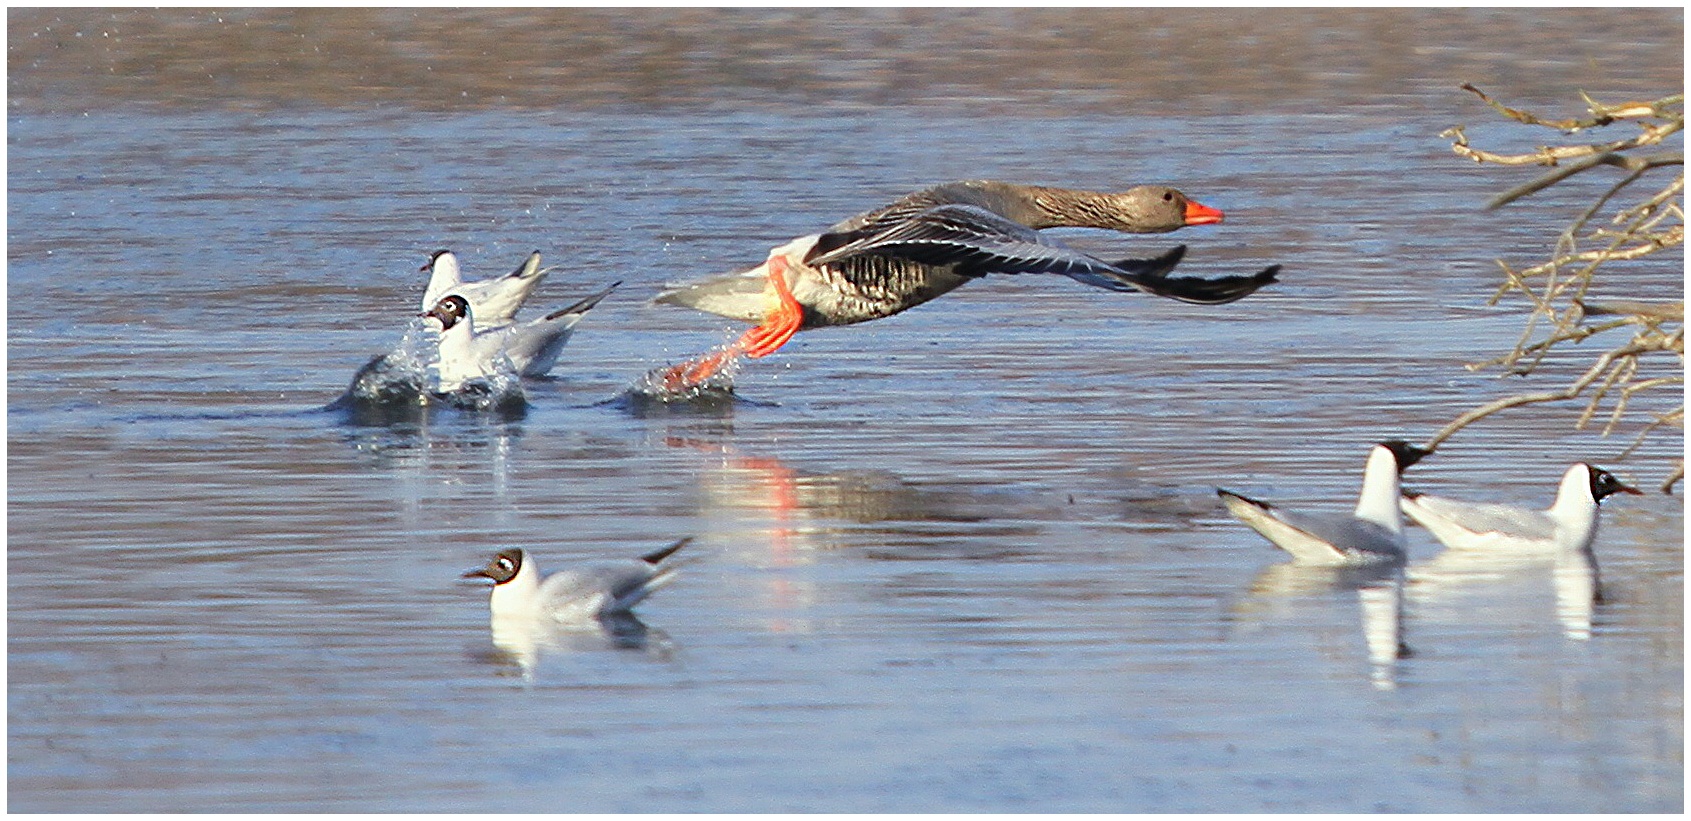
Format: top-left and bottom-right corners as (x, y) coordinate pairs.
(473, 610), (674, 681)
(1408, 537), (1605, 641)
(1230, 561), (1408, 690)
(336, 414), (522, 523)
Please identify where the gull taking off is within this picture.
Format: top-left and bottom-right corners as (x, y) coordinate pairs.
(1217, 441), (1431, 566)
(421, 283), (618, 392)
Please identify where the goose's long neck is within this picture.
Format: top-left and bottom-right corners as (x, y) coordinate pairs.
(968, 182), (1119, 230)
(1354, 446), (1405, 534)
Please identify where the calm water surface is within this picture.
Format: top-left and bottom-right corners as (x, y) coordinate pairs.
(8, 11), (1684, 813)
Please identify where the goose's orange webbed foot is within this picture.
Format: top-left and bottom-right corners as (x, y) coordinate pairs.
(650, 254), (807, 393)
(653, 347), (740, 393)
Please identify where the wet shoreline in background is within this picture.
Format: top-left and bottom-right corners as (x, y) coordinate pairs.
(9, 8), (1683, 116)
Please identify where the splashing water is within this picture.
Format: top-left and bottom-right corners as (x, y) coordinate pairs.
(330, 320), (527, 417)
(629, 347), (743, 402)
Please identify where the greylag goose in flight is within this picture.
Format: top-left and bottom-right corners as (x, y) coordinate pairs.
(653, 180), (1279, 389)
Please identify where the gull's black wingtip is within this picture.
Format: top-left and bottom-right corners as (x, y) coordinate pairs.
(640, 536), (694, 565)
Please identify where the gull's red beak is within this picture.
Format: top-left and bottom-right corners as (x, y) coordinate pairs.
(1184, 200), (1224, 226)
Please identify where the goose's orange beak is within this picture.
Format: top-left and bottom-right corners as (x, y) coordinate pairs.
(1184, 200), (1224, 226)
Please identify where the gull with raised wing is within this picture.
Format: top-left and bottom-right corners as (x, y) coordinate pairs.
(421, 249), (555, 329)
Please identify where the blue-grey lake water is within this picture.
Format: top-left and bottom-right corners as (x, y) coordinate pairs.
(7, 8), (1683, 812)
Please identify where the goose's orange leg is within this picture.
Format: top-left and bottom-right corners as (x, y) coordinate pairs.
(654, 254), (806, 392)
(734, 254), (804, 359)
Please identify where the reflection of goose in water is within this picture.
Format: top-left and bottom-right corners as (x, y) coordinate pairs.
(677, 439), (1224, 547)
(1229, 561), (1408, 690)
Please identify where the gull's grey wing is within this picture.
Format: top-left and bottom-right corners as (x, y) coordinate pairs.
(1221, 489), (1402, 565)
(1403, 494), (1556, 542)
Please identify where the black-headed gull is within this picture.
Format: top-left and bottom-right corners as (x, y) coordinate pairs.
(1400, 462), (1641, 553)
(462, 537), (693, 623)
(1217, 440), (1431, 566)
(420, 283), (618, 392)
(421, 249), (555, 329)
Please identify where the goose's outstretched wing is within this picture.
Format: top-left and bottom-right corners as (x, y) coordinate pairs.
(808, 204), (1278, 305)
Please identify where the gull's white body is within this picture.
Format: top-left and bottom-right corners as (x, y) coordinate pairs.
(466, 539), (691, 625)
(1400, 463), (1630, 555)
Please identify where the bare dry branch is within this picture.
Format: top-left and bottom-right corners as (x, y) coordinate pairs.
(1431, 88), (1683, 491)
(1460, 84), (1684, 132)
(1485, 151), (1683, 210)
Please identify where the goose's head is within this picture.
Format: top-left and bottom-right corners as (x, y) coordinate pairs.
(1105, 186), (1224, 231)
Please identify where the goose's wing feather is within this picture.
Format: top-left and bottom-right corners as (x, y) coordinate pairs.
(807, 204), (1050, 270)
(1107, 245), (1187, 278)
(823, 180), (995, 234)
(811, 205), (1278, 306)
